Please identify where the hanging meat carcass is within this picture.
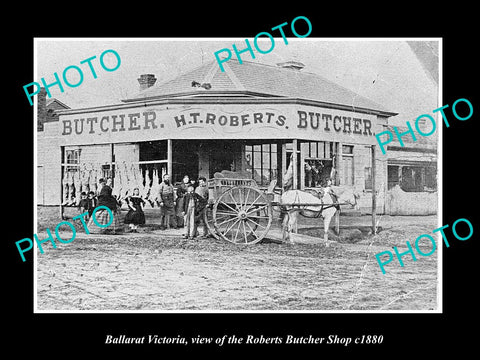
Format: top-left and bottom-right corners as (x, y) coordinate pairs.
(73, 170), (82, 205)
(125, 163), (134, 197)
(135, 165), (144, 197)
(120, 162), (130, 200)
(148, 168), (160, 207)
(96, 166), (104, 195)
(62, 168), (70, 205)
(128, 163), (143, 196)
(80, 163), (90, 195)
(111, 165), (121, 199)
(88, 164), (97, 194)
(66, 170), (75, 205)
(142, 168), (152, 208)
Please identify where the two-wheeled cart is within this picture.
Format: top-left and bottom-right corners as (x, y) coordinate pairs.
(204, 177), (275, 244)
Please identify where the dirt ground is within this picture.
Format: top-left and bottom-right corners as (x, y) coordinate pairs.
(36, 206), (439, 311)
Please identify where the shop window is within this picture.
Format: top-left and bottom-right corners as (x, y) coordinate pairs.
(65, 149), (80, 172)
(102, 164), (114, 179)
(138, 140), (168, 186)
(400, 165), (437, 192)
(303, 141), (336, 187)
(245, 143), (278, 186)
(401, 166), (424, 192)
(342, 145), (354, 155)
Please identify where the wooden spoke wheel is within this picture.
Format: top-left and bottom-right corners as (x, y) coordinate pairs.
(212, 186), (272, 245)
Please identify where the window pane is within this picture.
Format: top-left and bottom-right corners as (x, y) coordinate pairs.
(270, 169), (278, 181)
(254, 145), (261, 152)
(253, 151), (261, 169)
(271, 156), (278, 169)
(342, 145), (353, 154)
(262, 151), (270, 169)
(425, 166), (437, 190)
(262, 143), (270, 152)
(325, 142), (331, 158)
(245, 148), (253, 171)
(310, 142), (317, 158)
(271, 143), (277, 153)
(318, 142), (325, 158)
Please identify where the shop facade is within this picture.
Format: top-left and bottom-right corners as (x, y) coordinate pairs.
(37, 59), (398, 214)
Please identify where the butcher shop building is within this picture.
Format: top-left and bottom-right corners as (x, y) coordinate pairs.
(37, 58), (402, 214)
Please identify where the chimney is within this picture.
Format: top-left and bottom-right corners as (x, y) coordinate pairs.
(276, 61), (305, 71)
(37, 87), (47, 131)
(137, 74), (157, 91)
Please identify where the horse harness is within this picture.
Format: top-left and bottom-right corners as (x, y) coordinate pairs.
(286, 191), (340, 219)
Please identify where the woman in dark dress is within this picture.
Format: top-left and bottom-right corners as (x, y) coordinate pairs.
(124, 187), (145, 232)
(87, 177), (121, 234)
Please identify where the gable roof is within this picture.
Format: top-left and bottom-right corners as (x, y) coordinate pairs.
(122, 58), (397, 117)
(46, 98), (70, 110)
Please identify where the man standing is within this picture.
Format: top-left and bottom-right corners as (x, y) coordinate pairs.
(175, 175), (190, 228)
(158, 173), (177, 230)
(195, 176), (210, 238)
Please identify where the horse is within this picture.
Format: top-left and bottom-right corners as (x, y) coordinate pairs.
(281, 186), (360, 246)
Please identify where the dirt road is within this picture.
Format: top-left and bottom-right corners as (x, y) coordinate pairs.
(36, 207), (438, 311)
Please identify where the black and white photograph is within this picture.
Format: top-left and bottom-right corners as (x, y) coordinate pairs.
(33, 38), (441, 312)
(6, 9), (479, 354)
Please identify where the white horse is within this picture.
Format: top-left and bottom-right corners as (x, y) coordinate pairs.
(281, 186), (360, 246)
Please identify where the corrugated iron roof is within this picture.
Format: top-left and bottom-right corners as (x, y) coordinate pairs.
(123, 59), (397, 116)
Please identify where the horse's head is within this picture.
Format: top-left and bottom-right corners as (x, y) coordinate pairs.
(338, 188), (360, 210)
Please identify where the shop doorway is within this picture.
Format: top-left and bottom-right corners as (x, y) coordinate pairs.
(172, 140), (199, 185)
(208, 140), (239, 177)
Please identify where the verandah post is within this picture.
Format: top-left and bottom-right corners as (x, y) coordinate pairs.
(167, 139), (173, 179)
(292, 139), (298, 189)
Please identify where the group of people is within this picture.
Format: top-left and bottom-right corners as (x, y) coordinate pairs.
(78, 174), (210, 239)
(78, 177), (122, 234)
(304, 160), (331, 188)
(157, 174), (210, 239)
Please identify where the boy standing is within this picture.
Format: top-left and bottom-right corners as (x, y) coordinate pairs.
(195, 176), (210, 238)
(86, 191), (97, 220)
(78, 192), (88, 215)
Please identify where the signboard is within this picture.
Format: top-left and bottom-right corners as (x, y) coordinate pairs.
(58, 103), (380, 145)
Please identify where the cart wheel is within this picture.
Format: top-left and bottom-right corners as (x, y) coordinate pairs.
(213, 186), (272, 244)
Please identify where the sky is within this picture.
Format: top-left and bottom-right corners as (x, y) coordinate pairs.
(35, 38), (439, 125)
